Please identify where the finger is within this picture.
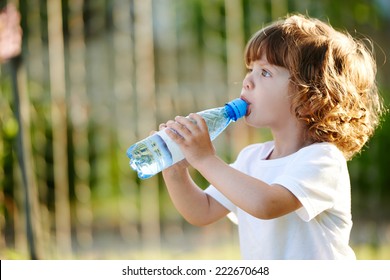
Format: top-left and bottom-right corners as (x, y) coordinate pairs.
(168, 120), (191, 137)
(188, 113), (207, 131)
(165, 126), (185, 143)
(158, 123), (167, 130)
(175, 115), (199, 132)
(149, 130), (157, 136)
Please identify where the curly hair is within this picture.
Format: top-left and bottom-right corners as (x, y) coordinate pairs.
(245, 14), (385, 160)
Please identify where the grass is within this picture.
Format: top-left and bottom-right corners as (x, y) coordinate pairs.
(353, 244), (390, 260)
(2, 243), (389, 260)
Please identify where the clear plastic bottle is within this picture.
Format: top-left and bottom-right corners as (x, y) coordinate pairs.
(127, 98), (247, 179)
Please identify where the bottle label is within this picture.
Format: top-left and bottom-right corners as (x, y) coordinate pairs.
(158, 129), (185, 164)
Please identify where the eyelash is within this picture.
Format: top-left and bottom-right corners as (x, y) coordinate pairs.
(261, 69), (271, 77)
(246, 68), (272, 78)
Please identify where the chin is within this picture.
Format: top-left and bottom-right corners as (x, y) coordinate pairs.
(243, 116), (256, 127)
(244, 115), (266, 128)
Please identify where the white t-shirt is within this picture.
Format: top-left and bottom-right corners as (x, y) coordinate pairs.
(205, 141), (356, 259)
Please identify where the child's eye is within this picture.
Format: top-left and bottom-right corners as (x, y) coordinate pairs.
(261, 69), (271, 77)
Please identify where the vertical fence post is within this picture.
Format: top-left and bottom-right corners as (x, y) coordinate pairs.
(47, 0), (72, 258)
(24, 0), (52, 257)
(111, 0), (140, 247)
(153, 0), (182, 246)
(224, 0), (252, 153)
(68, 0), (94, 253)
(133, 0), (161, 257)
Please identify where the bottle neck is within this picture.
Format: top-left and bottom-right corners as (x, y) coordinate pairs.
(224, 104), (238, 121)
(224, 98), (247, 121)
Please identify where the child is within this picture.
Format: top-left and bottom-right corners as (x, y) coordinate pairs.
(159, 14), (384, 259)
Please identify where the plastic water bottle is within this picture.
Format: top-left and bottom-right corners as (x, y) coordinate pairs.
(127, 98), (248, 179)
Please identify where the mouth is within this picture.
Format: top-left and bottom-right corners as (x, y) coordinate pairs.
(241, 97), (251, 116)
(245, 105), (251, 117)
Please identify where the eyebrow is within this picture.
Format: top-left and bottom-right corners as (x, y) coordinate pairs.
(254, 60), (278, 72)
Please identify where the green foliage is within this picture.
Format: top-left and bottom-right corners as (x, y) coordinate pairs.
(349, 92), (390, 221)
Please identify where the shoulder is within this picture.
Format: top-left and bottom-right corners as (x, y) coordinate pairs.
(285, 142), (348, 184)
(268, 142), (348, 188)
(276, 143), (351, 222)
(297, 142), (346, 165)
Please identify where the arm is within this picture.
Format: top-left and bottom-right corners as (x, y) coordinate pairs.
(162, 163), (229, 226)
(166, 114), (302, 220)
(157, 123), (229, 226)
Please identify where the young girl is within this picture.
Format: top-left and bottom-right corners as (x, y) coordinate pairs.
(160, 14), (384, 259)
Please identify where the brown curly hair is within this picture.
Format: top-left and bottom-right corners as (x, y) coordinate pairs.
(245, 14), (385, 160)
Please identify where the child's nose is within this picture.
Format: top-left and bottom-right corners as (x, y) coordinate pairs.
(242, 76), (253, 90)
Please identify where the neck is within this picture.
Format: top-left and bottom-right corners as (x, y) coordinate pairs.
(268, 121), (310, 160)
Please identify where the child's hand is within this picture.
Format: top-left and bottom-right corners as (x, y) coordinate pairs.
(165, 113), (216, 169)
(157, 122), (189, 171)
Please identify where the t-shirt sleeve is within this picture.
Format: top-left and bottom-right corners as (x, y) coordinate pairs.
(204, 184), (236, 213)
(272, 145), (345, 222)
(203, 148), (252, 214)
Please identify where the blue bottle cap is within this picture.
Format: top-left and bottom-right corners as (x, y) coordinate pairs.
(225, 98), (248, 121)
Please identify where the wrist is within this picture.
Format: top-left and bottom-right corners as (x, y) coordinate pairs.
(162, 160), (189, 178)
(192, 154), (221, 173)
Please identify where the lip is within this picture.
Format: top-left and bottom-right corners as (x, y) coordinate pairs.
(240, 97), (251, 116)
(245, 105), (251, 116)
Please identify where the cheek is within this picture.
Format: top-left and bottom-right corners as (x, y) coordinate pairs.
(252, 92), (291, 124)
(259, 92), (288, 113)
(247, 80), (291, 125)
(264, 82), (291, 110)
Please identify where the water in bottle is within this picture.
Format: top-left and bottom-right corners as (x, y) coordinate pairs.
(127, 98), (248, 179)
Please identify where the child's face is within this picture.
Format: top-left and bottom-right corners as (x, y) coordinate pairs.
(241, 55), (293, 129)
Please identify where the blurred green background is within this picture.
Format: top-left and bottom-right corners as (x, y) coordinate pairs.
(0, 0), (389, 260)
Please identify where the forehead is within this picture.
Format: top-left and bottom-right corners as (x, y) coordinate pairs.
(247, 54), (269, 65)
(244, 23), (290, 69)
